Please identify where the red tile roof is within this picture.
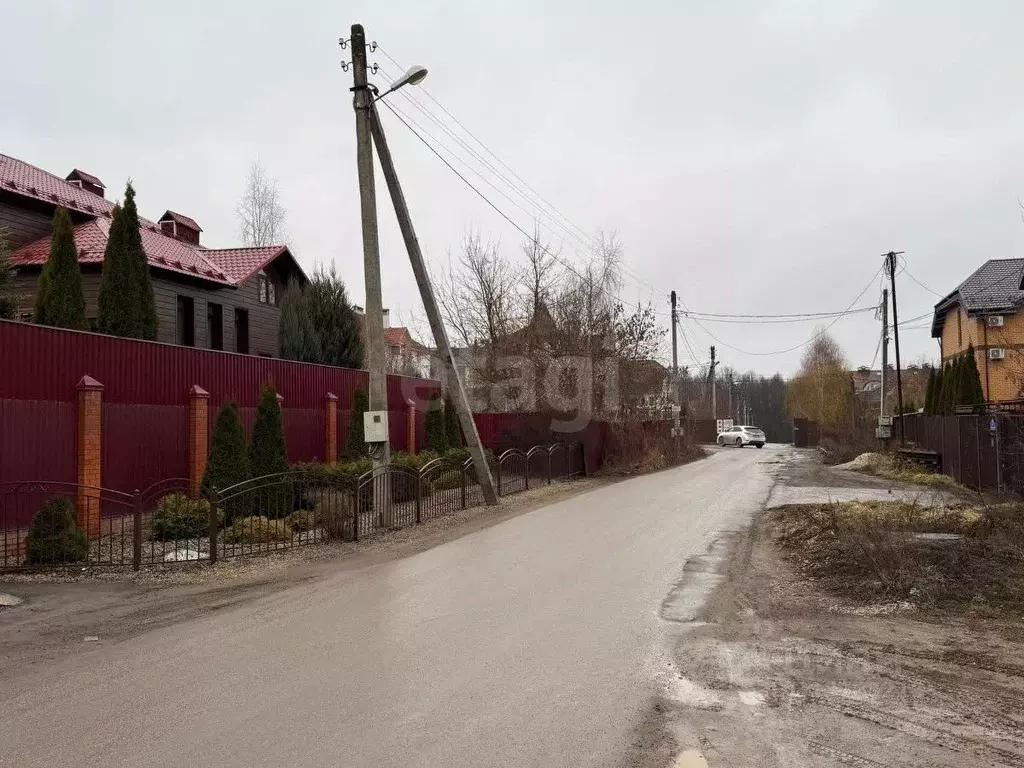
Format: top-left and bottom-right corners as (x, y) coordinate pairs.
(12, 219), (230, 283)
(66, 168), (105, 189)
(200, 245), (289, 285)
(3, 151), (304, 287)
(159, 210), (202, 232)
(1, 153), (116, 216)
(385, 328), (410, 346)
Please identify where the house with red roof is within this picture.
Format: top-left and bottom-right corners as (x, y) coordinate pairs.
(1, 152), (307, 357)
(350, 305), (433, 378)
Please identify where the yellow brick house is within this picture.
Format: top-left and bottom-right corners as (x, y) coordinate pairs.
(931, 258), (1024, 403)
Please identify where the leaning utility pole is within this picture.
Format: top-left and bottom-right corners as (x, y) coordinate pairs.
(709, 345), (717, 419)
(350, 25), (391, 486)
(885, 251), (906, 443)
(880, 287), (889, 417)
(368, 101), (498, 503)
(670, 291), (680, 431)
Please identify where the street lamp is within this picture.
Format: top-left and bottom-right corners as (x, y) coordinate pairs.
(373, 65), (428, 101)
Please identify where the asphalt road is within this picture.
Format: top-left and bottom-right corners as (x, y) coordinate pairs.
(1, 445), (780, 768)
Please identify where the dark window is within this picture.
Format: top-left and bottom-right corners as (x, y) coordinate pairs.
(207, 302), (223, 350)
(176, 295), (195, 347)
(234, 308), (249, 354)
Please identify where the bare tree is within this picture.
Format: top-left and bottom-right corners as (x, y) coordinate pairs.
(237, 161), (287, 246)
(435, 232), (519, 347)
(520, 223), (561, 317)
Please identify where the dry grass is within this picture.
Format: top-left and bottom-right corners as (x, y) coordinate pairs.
(601, 422), (706, 475)
(770, 500), (1024, 609)
(841, 451), (969, 495)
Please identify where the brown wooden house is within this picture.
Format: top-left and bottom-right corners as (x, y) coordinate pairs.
(1, 152), (306, 357)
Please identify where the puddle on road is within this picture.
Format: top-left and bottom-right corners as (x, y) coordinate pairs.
(673, 749), (709, 767)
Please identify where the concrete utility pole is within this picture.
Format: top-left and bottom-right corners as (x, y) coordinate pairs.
(727, 373), (733, 422)
(880, 287), (889, 417)
(670, 291), (680, 431)
(709, 345), (717, 419)
(885, 251), (906, 443)
(368, 101), (498, 504)
(350, 25), (391, 486)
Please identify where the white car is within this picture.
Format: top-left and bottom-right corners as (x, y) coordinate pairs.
(717, 425), (766, 448)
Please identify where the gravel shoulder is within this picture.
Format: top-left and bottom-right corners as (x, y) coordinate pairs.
(0, 476), (613, 684)
(646, 451), (1024, 767)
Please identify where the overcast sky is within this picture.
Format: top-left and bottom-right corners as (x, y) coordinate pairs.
(4, 1), (1023, 375)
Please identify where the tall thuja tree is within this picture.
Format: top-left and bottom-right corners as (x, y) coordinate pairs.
(279, 283), (322, 363)
(346, 387), (369, 459)
(930, 364), (944, 415)
(98, 183), (157, 339)
(122, 183), (158, 339)
(249, 383), (290, 517)
(34, 207), (85, 329)
(923, 366), (937, 415)
(962, 345), (985, 405)
(308, 263), (364, 368)
(949, 355), (967, 412)
(97, 203), (135, 336)
(202, 402), (252, 521)
(443, 394), (462, 448)
(425, 392), (448, 453)
(0, 225), (16, 319)
(250, 383), (289, 477)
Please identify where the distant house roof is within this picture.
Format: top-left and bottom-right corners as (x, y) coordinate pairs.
(932, 258), (1024, 337)
(66, 168), (105, 189)
(3, 151), (306, 288)
(159, 210), (202, 232)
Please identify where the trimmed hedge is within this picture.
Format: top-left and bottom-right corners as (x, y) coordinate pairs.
(25, 496), (88, 566)
(150, 493), (217, 541)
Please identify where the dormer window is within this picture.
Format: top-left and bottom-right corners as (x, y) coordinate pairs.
(258, 271), (276, 306)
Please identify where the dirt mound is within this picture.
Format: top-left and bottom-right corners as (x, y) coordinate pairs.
(835, 452), (890, 473)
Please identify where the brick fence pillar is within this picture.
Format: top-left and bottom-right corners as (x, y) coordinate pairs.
(188, 386), (210, 496)
(407, 400), (416, 454)
(76, 376), (104, 537)
(325, 392), (338, 465)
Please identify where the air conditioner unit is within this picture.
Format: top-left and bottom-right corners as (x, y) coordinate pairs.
(987, 315), (1005, 328)
(989, 348), (1006, 361)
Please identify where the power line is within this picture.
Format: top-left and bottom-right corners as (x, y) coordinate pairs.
(902, 267), (945, 298)
(682, 306), (877, 323)
(375, 46), (890, 354)
(373, 50), (658, 294)
(684, 307), (876, 319)
(376, 47), (609, 257)
(678, 266), (884, 357)
(378, 98), (647, 319)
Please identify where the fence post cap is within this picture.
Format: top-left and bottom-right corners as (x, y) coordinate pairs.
(76, 375), (104, 391)
(189, 385), (210, 399)
(325, 392), (338, 402)
(406, 398), (415, 407)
